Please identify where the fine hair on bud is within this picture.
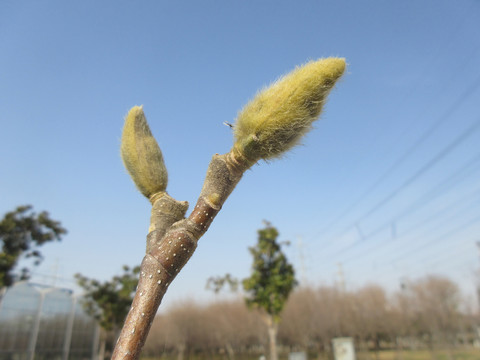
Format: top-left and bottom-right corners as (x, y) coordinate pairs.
(121, 106), (168, 199)
(234, 58), (346, 161)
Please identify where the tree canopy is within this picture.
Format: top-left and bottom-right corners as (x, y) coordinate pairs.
(0, 205), (67, 287)
(242, 222), (297, 322)
(75, 265), (141, 332)
(242, 222), (296, 360)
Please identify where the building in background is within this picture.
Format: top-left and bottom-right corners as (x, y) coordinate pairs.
(0, 282), (99, 360)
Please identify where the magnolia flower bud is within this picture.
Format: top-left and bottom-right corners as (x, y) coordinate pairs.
(234, 58), (346, 161)
(121, 106), (168, 200)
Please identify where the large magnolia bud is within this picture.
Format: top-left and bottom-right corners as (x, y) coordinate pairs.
(234, 58), (346, 161)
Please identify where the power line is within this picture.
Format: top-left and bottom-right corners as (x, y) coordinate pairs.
(318, 186), (480, 273)
(307, 8), (480, 287)
(315, 117), (480, 265)
(358, 117), (480, 223)
(354, 156), (480, 247)
(389, 212), (480, 265)
(311, 49), (480, 244)
(313, 172), (480, 277)
(375, 238), (478, 285)
(339, 191), (480, 268)
(406, 238), (477, 276)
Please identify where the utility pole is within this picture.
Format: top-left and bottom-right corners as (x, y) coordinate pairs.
(475, 241), (480, 344)
(336, 263), (345, 292)
(297, 236), (307, 285)
(476, 242), (480, 312)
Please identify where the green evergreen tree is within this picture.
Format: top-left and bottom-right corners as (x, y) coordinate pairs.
(243, 222), (297, 360)
(0, 205), (67, 287)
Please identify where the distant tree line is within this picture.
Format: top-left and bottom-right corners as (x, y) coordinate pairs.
(143, 275), (478, 360)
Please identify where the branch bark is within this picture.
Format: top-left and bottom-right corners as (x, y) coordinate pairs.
(111, 150), (252, 360)
(113, 58), (346, 359)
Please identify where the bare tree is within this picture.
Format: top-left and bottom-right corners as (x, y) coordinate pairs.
(140, 274), (473, 359)
(410, 275), (463, 349)
(352, 285), (391, 356)
(279, 287), (319, 351)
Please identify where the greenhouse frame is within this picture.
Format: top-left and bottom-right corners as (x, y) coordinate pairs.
(0, 282), (99, 360)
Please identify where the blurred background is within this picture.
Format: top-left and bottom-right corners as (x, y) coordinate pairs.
(1, 1), (480, 359)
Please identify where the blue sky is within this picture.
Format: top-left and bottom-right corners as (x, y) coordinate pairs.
(1, 1), (480, 309)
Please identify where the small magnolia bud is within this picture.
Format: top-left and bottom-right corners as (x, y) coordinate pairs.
(234, 58), (346, 161)
(121, 106), (168, 200)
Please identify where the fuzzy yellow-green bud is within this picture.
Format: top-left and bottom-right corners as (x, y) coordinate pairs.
(234, 58), (346, 161)
(121, 106), (168, 200)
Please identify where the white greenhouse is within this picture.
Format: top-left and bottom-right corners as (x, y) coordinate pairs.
(0, 282), (99, 360)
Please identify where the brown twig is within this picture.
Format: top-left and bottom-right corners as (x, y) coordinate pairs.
(111, 150), (252, 360)
(112, 57), (346, 359)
